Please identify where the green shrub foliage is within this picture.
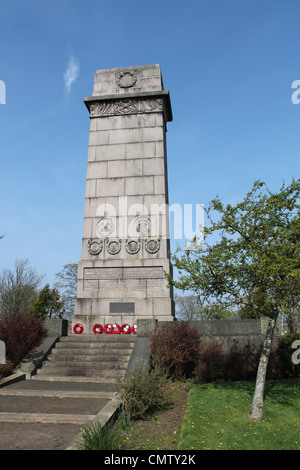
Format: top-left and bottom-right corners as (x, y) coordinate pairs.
(119, 366), (171, 420)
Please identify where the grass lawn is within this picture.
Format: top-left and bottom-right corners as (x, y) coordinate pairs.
(178, 379), (300, 450)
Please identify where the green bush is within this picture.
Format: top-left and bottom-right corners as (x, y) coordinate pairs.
(150, 321), (201, 380)
(78, 421), (123, 450)
(119, 366), (171, 420)
(277, 333), (300, 378)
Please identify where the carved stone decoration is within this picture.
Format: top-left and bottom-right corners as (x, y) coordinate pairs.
(125, 238), (141, 255)
(145, 239), (160, 254)
(106, 239), (121, 255)
(114, 99), (139, 115)
(139, 98), (163, 113)
(89, 102), (114, 116)
(135, 216), (151, 237)
(96, 217), (114, 239)
(88, 239), (103, 255)
(89, 97), (164, 117)
(115, 70), (138, 88)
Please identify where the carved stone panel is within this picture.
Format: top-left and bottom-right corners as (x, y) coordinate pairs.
(89, 97), (164, 117)
(83, 266), (163, 291)
(96, 217), (114, 238)
(109, 302), (135, 313)
(135, 216), (151, 237)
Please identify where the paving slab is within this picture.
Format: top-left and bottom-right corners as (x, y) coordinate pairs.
(0, 395), (110, 414)
(0, 379), (118, 393)
(0, 423), (82, 450)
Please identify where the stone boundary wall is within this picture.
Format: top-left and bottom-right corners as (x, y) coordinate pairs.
(189, 318), (269, 354)
(137, 316), (299, 356)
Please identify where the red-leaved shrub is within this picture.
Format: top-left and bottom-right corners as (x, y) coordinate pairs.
(0, 312), (46, 367)
(150, 321), (201, 379)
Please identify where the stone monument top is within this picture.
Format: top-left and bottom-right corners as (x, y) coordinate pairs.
(91, 64), (165, 96)
(84, 64), (172, 123)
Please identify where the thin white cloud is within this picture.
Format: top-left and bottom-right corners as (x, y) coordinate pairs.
(64, 55), (79, 93)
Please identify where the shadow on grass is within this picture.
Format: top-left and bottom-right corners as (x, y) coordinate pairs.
(264, 378), (300, 406)
(195, 378), (300, 407)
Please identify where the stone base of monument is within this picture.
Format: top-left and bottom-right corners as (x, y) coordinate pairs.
(73, 259), (175, 335)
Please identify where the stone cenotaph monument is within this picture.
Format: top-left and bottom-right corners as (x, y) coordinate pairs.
(73, 64), (174, 334)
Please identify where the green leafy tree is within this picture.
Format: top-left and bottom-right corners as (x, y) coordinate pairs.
(30, 284), (64, 319)
(167, 179), (300, 420)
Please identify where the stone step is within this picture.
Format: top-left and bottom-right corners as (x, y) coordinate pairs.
(41, 360), (127, 370)
(48, 353), (130, 362)
(0, 412), (94, 425)
(36, 366), (126, 378)
(60, 335), (136, 343)
(28, 332), (134, 389)
(31, 375), (120, 384)
(0, 378), (118, 393)
(0, 389), (116, 399)
(52, 346), (133, 355)
(55, 342), (134, 351)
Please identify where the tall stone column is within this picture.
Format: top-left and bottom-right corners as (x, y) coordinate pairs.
(73, 64), (174, 334)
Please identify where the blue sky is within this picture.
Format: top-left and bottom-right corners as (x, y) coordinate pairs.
(0, 0), (299, 285)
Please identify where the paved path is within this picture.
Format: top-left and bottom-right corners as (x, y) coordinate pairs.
(0, 378), (119, 450)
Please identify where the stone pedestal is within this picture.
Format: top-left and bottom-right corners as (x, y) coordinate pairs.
(73, 65), (174, 334)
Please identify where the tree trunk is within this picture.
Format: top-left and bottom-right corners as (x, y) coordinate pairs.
(248, 316), (277, 420)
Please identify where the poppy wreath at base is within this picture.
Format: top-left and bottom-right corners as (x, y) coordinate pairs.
(91, 323), (137, 334)
(121, 323), (132, 334)
(103, 323), (122, 334)
(132, 324), (137, 334)
(73, 323), (84, 334)
(92, 324), (103, 334)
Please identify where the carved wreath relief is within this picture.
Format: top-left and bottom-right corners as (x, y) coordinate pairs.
(88, 239), (103, 255)
(88, 237), (160, 256)
(115, 70), (138, 88)
(125, 239), (141, 255)
(106, 239), (122, 255)
(145, 239), (160, 254)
